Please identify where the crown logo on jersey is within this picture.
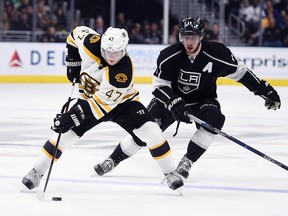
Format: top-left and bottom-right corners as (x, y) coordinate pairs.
(115, 73), (128, 83)
(9, 50), (22, 67)
(90, 35), (100, 43)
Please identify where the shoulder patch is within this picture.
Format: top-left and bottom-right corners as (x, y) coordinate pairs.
(115, 73), (128, 83)
(89, 35), (100, 43)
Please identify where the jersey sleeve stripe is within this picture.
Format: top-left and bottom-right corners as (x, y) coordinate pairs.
(83, 45), (101, 65)
(87, 99), (105, 119)
(121, 90), (139, 103)
(203, 51), (238, 68)
(158, 50), (182, 77)
(67, 35), (77, 47)
(92, 94), (113, 112)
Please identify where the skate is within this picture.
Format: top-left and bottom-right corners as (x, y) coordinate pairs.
(22, 168), (42, 190)
(162, 171), (184, 191)
(176, 155), (193, 179)
(94, 157), (116, 176)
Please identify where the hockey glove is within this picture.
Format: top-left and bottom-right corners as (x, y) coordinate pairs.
(254, 80), (281, 110)
(167, 96), (193, 123)
(66, 55), (82, 83)
(51, 105), (85, 133)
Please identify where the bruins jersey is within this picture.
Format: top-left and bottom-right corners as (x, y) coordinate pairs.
(153, 41), (260, 104)
(66, 26), (139, 120)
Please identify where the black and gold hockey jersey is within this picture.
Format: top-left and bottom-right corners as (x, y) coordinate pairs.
(66, 26), (139, 120)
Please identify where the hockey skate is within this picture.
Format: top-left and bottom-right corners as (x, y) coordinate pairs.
(22, 168), (42, 190)
(176, 155), (193, 179)
(162, 171), (184, 191)
(94, 157), (116, 176)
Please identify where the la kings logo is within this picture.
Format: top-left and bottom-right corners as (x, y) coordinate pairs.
(177, 69), (201, 94)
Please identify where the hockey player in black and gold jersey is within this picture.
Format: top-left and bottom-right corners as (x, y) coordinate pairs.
(94, 17), (281, 180)
(22, 26), (183, 191)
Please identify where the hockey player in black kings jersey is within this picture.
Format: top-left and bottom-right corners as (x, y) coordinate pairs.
(22, 26), (184, 192)
(94, 17), (281, 181)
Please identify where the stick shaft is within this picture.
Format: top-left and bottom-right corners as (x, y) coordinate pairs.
(186, 113), (288, 171)
(43, 79), (77, 193)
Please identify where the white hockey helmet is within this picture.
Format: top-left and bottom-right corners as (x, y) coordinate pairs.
(101, 27), (129, 65)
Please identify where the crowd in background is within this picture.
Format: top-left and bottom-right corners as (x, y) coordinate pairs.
(2, 0), (68, 42)
(227, 0), (288, 47)
(1, 0), (288, 47)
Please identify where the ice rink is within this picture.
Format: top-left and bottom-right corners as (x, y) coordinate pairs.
(0, 83), (288, 216)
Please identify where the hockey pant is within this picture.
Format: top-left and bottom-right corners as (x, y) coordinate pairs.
(33, 100), (176, 176)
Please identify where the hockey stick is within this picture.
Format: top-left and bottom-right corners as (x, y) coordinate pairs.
(37, 78), (77, 200)
(185, 113), (288, 172)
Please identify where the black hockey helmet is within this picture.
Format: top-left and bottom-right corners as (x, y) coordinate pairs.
(179, 16), (204, 37)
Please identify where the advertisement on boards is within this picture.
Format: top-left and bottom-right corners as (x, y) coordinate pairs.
(0, 42), (287, 83)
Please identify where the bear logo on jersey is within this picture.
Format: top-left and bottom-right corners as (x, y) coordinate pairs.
(177, 69), (201, 94)
(89, 35), (100, 43)
(115, 73), (128, 83)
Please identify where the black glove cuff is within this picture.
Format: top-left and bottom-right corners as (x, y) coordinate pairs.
(65, 55), (82, 67)
(254, 80), (271, 96)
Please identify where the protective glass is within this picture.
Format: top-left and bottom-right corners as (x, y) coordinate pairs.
(180, 35), (201, 43)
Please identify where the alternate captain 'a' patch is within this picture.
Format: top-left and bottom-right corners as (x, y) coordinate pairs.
(177, 69), (201, 94)
(115, 73), (128, 83)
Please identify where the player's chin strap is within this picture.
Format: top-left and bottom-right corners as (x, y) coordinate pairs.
(173, 121), (180, 137)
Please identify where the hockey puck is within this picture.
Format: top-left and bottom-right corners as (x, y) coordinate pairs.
(52, 197), (62, 201)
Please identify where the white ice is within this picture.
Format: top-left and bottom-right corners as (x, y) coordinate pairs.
(0, 83), (288, 216)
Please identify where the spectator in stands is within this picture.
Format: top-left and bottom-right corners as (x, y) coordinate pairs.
(169, 24), (179, 44)
(1, 11), (10, 31)
(281, 10), (288, 47)
(142, 20), (150, 41)
(116, 12), (130, 31)
(25, 5), (33, 28)
(9, 8), (21, 30)
(211, 22), (220, 41)
(40, 26), (61, 42)
(203, 19), (219, 42)
(264, 0), (284, 29)
(263, 17), (283, 47)
(37, 0), (51, 30)
(129, 22), (144, 44)
(202, 18), (214, 41)
(55, 6), (67, 31)
(158, 19), (164, 39)
(240, 0), (266, 46)
(145, 22), (162, 44)
(14, 11), (31, 30)
(18, 0), (31, 13)
(7, 0), (21, 8)
(95, 15), (107, 35)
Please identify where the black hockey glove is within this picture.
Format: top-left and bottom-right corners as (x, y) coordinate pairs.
(167, 96), (193, 123)
(51, 105), (85, 133)
(254, 80), (281, 110)
(66, 55), (82, 83)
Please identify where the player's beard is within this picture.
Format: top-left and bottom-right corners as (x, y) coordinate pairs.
(185, 42), (201, 55)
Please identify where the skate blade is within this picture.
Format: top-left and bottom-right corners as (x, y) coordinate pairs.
(90, 173), (98, 177)
(20, 184), (36, 193)
(176, 187), (183, 196)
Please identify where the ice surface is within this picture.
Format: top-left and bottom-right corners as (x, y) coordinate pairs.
(0, 83), (287, 216)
